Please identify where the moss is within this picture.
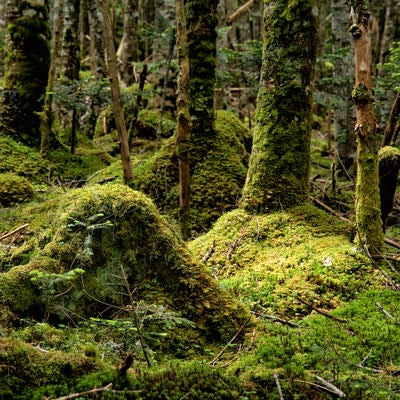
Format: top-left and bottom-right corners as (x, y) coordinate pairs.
(0, 173), (34, 206)
(130, 110), (251, 234)
(189, 204), (376, 318)
(241, 0), (318, 212)
(1, 2), (50, 146)
(1, 184), (248, 341)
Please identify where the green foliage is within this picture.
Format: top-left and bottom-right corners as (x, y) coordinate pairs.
(0, 173), (34, 206)
(377, 41), (400, 93)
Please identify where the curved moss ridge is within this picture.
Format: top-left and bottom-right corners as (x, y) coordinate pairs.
(189, 204), (378, 317)
(130, 110), (251, 233)
(0, 184), (247, 340)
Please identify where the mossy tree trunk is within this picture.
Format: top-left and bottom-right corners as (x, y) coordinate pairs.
(186, 0), (218, 167)
(40, 0), (64, 156)
(98, 0), (133, 183)
(1, 0), (50, 147)
(241, 0), (318, 212)
(350, 0), (384, 252)
(176, 0), (191, 239)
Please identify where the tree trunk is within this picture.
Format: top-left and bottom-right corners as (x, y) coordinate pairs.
(88, 1), (106, 80)
(187, 0), (219, 168)
(40, 0), (65, 156)
(331, 0), (357, 177)
(1, 0), (50, 147)
(98, 0), (133, 183)
(117, 0), (138, 86)
(176, 0), (191, 239)
(350, 0), (384, 252)
(241, 0), (318, 212)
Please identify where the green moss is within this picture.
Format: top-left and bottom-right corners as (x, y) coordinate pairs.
(189, 204), (375, 318)
(1, 184), (248, 341)
(130, 110), (250, 234)
(0, 173), (34, 206)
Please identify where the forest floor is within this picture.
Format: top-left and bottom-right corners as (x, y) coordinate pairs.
(1, 121), (400, 399)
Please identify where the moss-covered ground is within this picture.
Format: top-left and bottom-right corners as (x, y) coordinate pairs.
(1, 111), (400, 399)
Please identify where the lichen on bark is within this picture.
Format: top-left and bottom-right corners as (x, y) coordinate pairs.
(0, 0), (50, 146)
(241, 0), (318, 212)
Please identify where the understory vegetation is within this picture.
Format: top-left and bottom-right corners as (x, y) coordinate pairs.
(1, 105), (400, 399)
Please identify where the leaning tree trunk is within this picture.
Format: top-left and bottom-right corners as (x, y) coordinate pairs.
(241, 0), (318, 212)
(176, 0), (191, 239)
(350, 0), (384, 252)
(98, 0), (133, 183)
(1, 0), (50, 147)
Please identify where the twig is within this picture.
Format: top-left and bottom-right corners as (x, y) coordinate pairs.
(227, 0), (257, 24)
(273, 373), (285, 400)
(0, 223), (30, 241)
(227, 238), (241, 259)
(49, 383), (113, 400)
(210, 316), (251, 366)
(315, 376), (346, 398)
(120, 264), (152, 367)
(376, 302), (400, 325)
(261, 314), (299, 328)
(297, 296), (348, 323)
(201, 240), (215, 263)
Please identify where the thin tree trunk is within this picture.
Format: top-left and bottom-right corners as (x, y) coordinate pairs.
(176, 0), (191, 239)
(98, 0), (133, 183)
(350, 0), (384, 252)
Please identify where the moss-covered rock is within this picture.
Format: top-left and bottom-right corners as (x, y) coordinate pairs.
(0, 173), (34, 206)
(130, 110), (251, 234)
(1, 184), (248, 342)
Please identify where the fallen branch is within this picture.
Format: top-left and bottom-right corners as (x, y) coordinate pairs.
(50, 383), (113, 400)
(227, 0), (257, 24)
(273, 373), (285, 400)
(0, 223), (30, 241)
(201, 240), (215, 263)
(227, 238), (241, 259)
(311, 197), (400, 250)
(297, 296), (348, 323)
(261, 314), (299, 328)
(376, 302), (400, 325)
(315, 375), (346, 398)
(210, 316), (251, 366)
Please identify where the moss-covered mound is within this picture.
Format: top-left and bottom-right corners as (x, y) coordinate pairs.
(0, 173), (34, 206)
(189, 203), (380, 317)
(0, 184), (247, 341)
(130, 110), (251, 234)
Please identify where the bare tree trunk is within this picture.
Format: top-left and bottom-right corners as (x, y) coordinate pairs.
(176, 0), (191, 239)
(117, 0), (138, 86)
(350, 0), (384, 252)
(98, 0), (133, 183)
(331, 0), (356, 177)
(88, 2), (106, 80)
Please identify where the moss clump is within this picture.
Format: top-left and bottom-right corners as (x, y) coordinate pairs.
(130, 110), (251, 234)
(1, 184), (248, 342)
(0, 173), (34, 206)
(189, 204), (376, 318)
(0, 337), (101, 398)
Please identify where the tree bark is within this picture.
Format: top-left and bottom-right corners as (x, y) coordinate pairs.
(117, 0), (139, 86)
(350, 0), (384, 252)
(176, 0), (191, 239)
(98, 0), (133, 183)
(331, 0), (357, 176)
(88, 2), (106, 80)
(241, 0), (318, 211)
(1, 0), (50, 147)
(186, 0), (219, 167)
